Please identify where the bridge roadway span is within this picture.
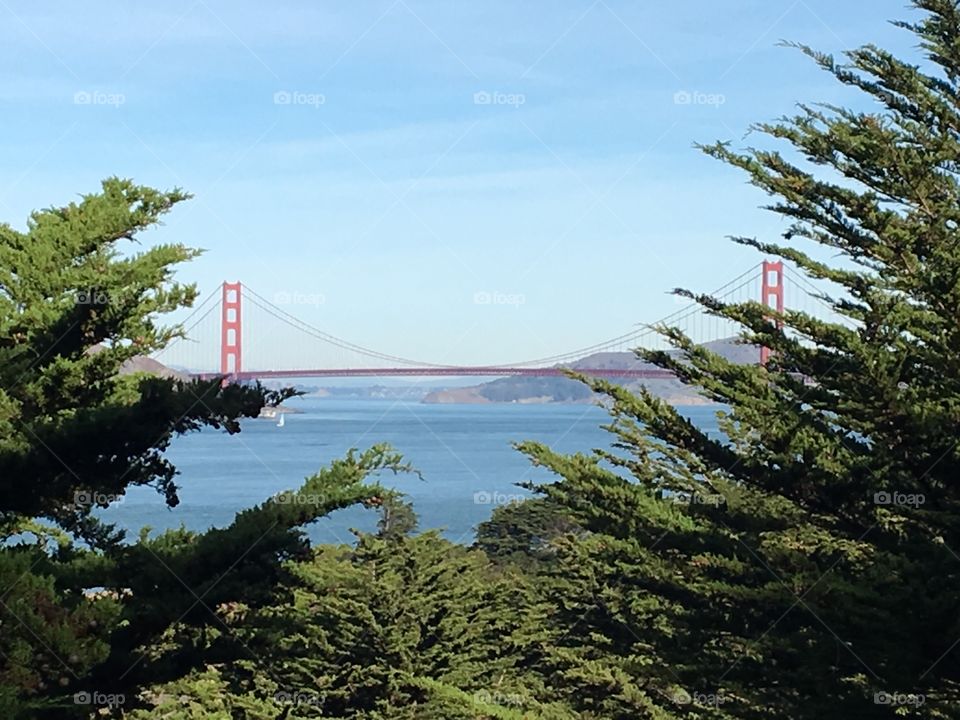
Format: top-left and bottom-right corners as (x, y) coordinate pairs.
(193, 367), (678, 381)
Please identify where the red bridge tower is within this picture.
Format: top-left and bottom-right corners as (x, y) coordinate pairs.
(760, 260), (784, 366)
(220, 282), (242, 376)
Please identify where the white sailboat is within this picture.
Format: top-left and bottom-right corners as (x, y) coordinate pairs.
(276, 413), (285, 428)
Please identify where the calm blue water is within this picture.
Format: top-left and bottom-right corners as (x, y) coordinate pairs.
(100, 398), (722, 544)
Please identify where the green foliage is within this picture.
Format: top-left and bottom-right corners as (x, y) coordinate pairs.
(107, 530), (574, 719)
(496, 2), (960, 717)
(376, 493), (419, 541)
(0, 180), (297, 718)
(0, 548), (121, 718)
(474, 496), (581, 569)
(8, 2), (960, 717)
(0, 177), (291, 546)
(85, 446), (404, 690)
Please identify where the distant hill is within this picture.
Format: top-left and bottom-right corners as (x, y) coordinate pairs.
(119, 355), (190, 380)
(85, 344), (190, 380)
(422, 337), (759, 406)
(699, 337), (761, 365)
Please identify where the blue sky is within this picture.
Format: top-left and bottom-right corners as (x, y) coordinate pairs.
(0, 0), (914, 366)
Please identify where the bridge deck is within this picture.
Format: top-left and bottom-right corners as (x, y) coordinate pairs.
(192, 367), (678, 380)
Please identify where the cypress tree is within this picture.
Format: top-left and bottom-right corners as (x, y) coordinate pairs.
(509, 2), (960, 717)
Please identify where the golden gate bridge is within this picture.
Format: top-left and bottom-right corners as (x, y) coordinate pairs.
(153, 261), (824, 381)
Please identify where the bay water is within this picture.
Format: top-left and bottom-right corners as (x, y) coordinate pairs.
(100, 398), (722, 545)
